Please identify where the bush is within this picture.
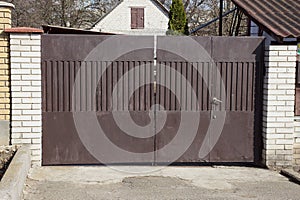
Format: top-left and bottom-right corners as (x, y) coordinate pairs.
(167, 0), (189, 35)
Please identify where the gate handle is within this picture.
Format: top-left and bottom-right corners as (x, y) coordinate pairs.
(212, 97), (222, 104)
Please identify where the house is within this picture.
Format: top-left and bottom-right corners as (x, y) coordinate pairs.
(232, 0), (300, 43)
(90, 0), (169, 35)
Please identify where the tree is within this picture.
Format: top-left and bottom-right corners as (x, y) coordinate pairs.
(2, 0), (119, 28)
(167, 0), (189, 35)
(185, 0), (248, 36)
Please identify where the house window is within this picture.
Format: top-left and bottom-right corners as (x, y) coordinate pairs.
(131, 8), (144, 29)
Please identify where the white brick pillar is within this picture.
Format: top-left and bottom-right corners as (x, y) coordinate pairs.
(263, 45), (297, 168)
(5, 28), (43, 166)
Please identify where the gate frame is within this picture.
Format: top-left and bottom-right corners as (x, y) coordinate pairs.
(39, 35), (265, 166)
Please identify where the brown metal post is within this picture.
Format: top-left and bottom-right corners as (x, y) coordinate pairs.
(219, 0), (223, 36)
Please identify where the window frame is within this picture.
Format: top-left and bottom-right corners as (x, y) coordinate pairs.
(131, 7), (145, 29)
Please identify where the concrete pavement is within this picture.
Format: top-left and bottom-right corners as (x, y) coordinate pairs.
(23, 166), (300, 200)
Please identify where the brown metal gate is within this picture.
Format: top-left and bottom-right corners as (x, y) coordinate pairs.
(42, 35), (264, 165)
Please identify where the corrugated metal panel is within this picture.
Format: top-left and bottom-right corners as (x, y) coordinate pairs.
(42, 60), (154, 112)
(232, 0), (300, 38)
(155, 61), (256, 112)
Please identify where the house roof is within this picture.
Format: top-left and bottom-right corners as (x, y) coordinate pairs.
(90, 0), (169, 29)
(42, 25), (115, 35)
(232, 0), (300, 39)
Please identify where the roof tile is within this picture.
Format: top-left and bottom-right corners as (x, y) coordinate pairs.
(232, 0), (300, 38)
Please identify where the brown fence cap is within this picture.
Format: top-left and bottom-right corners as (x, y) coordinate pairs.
(5, 27), (44, 34)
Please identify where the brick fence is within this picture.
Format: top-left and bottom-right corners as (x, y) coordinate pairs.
(263, 45), (297, 168)
(5, 28), (43, 166)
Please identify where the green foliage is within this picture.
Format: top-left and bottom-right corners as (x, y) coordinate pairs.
(167, 0), (189, 35)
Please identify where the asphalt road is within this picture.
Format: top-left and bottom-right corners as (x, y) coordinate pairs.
(23, 166), (300, 200)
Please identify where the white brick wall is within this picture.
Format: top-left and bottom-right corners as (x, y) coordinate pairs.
(10, 33), (42, 166)
(263, 45), (297, 168)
